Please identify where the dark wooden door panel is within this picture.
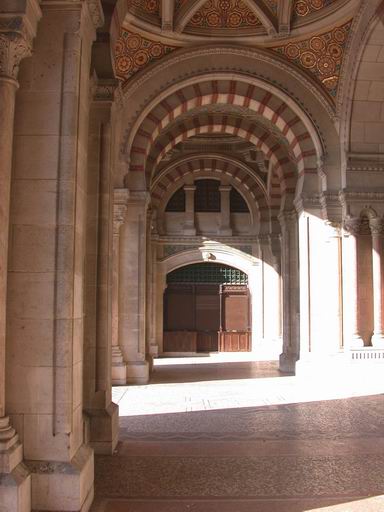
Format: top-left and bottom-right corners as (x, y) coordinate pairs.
(219, 332), (250, 352)
(197, 332), (218, 352)
(164, 331), (197, 352)
(223, 294), (249, 331)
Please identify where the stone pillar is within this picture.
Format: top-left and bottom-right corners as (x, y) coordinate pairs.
(111, 189), (128, 385)
(6, 3), (103, 510)
(83, 79), (119, 455)
(344, 218), (364, 348)
(0, 4), (40, 509)
(183, 185), (196, 235)
(370, 218), (384, 347)
(278, 211), (299, 373)
(219, 185), (232, 235)
(118, 191), (150, 384)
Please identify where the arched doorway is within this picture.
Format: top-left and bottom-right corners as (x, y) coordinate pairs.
(163, 262), (251, 354)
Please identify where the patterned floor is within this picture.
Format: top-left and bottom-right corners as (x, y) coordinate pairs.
(92, 355), (384, 511)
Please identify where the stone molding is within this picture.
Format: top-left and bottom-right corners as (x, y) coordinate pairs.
(93, 78), (119, 102)
(347, 153), (384, 173)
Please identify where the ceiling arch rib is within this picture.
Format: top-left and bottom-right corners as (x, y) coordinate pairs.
(128, 82), (319, 184)
(173, 0), (277, 35)
(143, 116), (296, 205)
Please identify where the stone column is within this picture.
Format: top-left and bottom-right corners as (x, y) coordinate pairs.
(111, 190), (128, 385)
(83, 80), (120, 455)
(118, 191), (150, 383)
(7, 3), (103, 510)
(370, 218), (384, 347)
(278, 211), (300, 373)
(344, 218), (364, 348)
(219, 185), (232, 235)
(0, 7), (40, 509)
(183, 185), (196, 235)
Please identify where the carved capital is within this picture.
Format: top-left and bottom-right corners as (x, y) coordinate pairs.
(0, 32), (31, 80)
(113, 188), (129, 234)
(369, 218), (384, 237)
(325, 221), (342, 238)
(344, 217), (361, 237)
(86, 0), (105, 29)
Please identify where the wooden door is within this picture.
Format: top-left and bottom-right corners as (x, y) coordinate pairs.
(195, 285), (219, 351)
(220, 285), (251, 352)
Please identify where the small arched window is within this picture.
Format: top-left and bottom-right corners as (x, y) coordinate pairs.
(194, 179), (221, 212)
(165, 187), (186, 212)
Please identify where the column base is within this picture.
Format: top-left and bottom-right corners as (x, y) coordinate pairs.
(126, 360), (150, 384)
(112, 346), (127, 385)
(1, 463), (31, 512)
(183, 228), (196, 235)
(371, 334), (384, 348)
(26, 444), (94, 511)
(279, 352), (297, 373)
(149, 343), (159, 358)
(219, 228), (232, 236)
(86, 402), (119, 455)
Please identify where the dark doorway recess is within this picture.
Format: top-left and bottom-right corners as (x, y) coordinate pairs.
(164, 263), (251, 353)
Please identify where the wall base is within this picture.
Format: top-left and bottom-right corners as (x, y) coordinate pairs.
(86, 402), (119, 455)
(126, 361), (149, 384)
(0, 463), (31, 512)
(279, 352), (297, 373)
(26, 444), (94, 511)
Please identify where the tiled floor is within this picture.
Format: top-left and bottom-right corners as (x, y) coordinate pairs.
(92, 354), (384, 511)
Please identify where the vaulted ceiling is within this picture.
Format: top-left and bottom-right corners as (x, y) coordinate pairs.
(111, 0), (357, 103)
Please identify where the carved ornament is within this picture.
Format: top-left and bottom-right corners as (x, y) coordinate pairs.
(0, 32), (31, 80)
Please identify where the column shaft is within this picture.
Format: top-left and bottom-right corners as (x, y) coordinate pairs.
(370, 218), (384, 347)
(219, 185), (232, 235)
(118, 192), (150, 383)
(344, 219), (364, 348)
(183, 185), (196, 235)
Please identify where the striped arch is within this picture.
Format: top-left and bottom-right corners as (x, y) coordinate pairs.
(145, 116), (296, 204)
(127, 76), (322, 189)
(150, 155), (273, 228)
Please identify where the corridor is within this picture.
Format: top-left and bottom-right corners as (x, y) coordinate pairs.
(92, 355), (384, 512)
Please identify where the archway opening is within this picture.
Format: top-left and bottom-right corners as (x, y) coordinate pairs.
(163, 262), (251, 354)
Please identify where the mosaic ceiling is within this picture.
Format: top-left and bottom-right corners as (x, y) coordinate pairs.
(293, 0), (338, 20)
(185, 0), (262, 30)
(115, 29), (176, 81)
(272, 21), (351, 99)
(115, 0), (353, 102)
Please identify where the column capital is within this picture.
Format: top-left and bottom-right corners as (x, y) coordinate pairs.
(325, 221), (342, 238)
(219, 185), (232, 192)
(0, 0), (42, 80)
(0, 32), (31, 81)
(86, 0), (105, 29)
(184, 185), (196, 192)
(113, 188), (129, 233)
(369, 217), (384, 236)
(344, 217), (361, 236)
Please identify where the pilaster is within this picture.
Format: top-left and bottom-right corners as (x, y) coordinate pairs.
(118, 190), (150, 384)
(369, 218), (384, 348)
(111, 189), (129, 385)
(0, 2), (41, 510)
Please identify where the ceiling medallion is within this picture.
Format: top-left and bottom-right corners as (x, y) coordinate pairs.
(271, 20), (352, 100)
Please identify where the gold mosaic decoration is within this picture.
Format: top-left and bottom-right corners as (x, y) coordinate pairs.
(115, 29), (177, 82)
(272, 21), (351, 99)
(293, 0), (337, 19)
(187, 0), (262, 29)
(131, 0), (160, 16)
